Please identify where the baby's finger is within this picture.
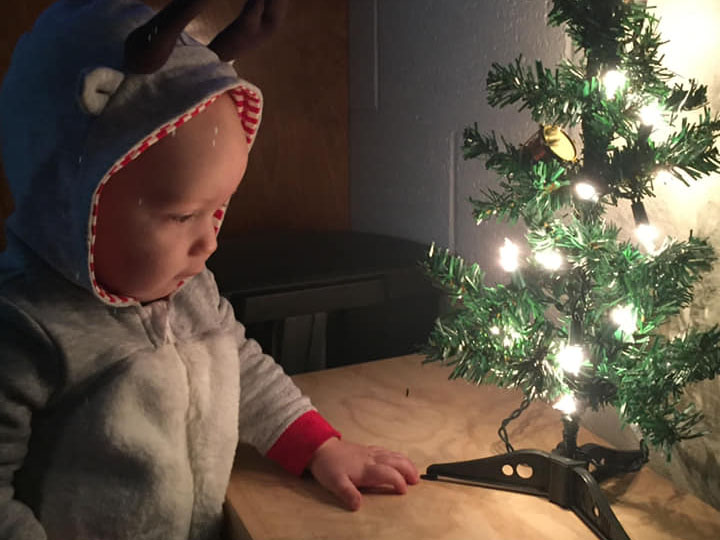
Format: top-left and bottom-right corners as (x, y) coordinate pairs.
(330, 474), (363, 511)
(377, 454), (420, 484)
(359, 463), (409, 494)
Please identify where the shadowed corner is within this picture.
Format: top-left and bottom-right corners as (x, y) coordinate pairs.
(612, 493), (720, 540)
(599, 471), (638, 504)
(0, 162), (15, 252)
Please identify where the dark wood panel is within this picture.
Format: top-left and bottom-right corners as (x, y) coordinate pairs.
(0, 0), (349, 251)
(0, 0), (54, 251)
(216, 0), (350, 235)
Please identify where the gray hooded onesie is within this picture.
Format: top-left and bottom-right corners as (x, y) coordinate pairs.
(0, 1), (339, 539)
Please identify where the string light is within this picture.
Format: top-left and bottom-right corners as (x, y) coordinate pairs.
(499, 238), (520, 272)
(611, 304), (638, 335)
(574, 181), (599, 202)
(602, 69), (627, 99)
(631, 201), (659, 252)
(502, 327), (521, 348)
(556, 344), (584, 375)
(654, 169), (676, 186)
(639, 101), (665, 127)
(535, 249), (564, 271)
(635, 224), (660, 252)
(553, 394), (577, 415)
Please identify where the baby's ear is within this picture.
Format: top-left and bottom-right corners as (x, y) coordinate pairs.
(79, 67), (126, 116)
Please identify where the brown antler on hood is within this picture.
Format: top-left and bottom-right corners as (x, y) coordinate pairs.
(125, 0), (288, 74)
(208, 0), (287, 61)
(124, 0), (209, 74)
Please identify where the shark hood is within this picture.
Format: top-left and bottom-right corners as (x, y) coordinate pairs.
(0, 0), (263, 306)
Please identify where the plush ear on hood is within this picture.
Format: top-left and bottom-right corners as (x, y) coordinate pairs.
(80, 67), (126, 116)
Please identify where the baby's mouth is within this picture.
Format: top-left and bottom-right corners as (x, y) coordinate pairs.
(178, 268), (203, 280)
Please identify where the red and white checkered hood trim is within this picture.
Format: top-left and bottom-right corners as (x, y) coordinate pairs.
(87, 81), (262, 306)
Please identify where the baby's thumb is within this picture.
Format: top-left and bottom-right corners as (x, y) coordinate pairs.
(331, 475), (363, 511)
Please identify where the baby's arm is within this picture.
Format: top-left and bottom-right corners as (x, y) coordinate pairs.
(232, 316), (339, 469)
(308, 438), (420, 511)
(0, 300), (56, 540)
(230, 313), (419, 509)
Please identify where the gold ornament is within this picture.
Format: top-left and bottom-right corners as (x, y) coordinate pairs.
(524, 125), (577, 163)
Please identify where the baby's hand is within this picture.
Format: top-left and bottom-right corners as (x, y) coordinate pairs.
(307, 438), (420, 511)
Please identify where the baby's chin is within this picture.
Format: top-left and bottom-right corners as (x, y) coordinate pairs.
(111, 283), (180, 304)
(101, 272), (202, 304)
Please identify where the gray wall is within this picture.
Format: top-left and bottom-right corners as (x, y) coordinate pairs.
(349, 0), (566, 283)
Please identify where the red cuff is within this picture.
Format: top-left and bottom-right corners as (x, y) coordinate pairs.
(265, 410), (341, 476)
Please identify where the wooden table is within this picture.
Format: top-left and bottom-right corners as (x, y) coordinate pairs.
(225, 355), (720, 539)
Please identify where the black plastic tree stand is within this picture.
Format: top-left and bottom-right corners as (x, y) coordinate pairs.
(422, 415), (648, 540)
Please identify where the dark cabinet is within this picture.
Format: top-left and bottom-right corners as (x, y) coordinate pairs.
(208, 231), (440, 374)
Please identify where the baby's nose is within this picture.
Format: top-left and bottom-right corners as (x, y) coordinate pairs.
(190, 221), (218, 257)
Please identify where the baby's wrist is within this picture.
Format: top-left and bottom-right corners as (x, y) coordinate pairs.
(265, 411), (341, 475)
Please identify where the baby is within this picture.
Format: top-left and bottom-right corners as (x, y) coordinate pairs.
(0, 1), (418, 539)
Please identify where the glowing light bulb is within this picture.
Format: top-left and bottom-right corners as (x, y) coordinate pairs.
(556, 345), (584, 375)
(535, 249), (564, 271)
(574, 181), (598, 201)
(502, 327), (521, 348)
(655, 169), (676, 186)
(602, 69), (627, 99)
(499, 238), (520, 272)
(639, 101), (664, 127)
(635, 223), (660, 253)
(611, 305), (638, 335)
(553, 394), (577, 415)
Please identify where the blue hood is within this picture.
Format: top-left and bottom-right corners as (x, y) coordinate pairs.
(0, 0), (262, 305)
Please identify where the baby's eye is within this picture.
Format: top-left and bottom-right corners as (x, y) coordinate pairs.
(170, 213), (195, 223)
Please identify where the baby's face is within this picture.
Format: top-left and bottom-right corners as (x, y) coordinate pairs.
(93, 93), (249, 303)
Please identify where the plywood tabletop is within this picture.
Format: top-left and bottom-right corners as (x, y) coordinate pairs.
(226, 355), (720, 540)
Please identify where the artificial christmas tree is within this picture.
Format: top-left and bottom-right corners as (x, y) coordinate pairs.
(422, 1), (720, 538)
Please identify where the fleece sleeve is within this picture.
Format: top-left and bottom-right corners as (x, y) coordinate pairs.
(0, 300), (58, 540)
(231, 315), (340, 475)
